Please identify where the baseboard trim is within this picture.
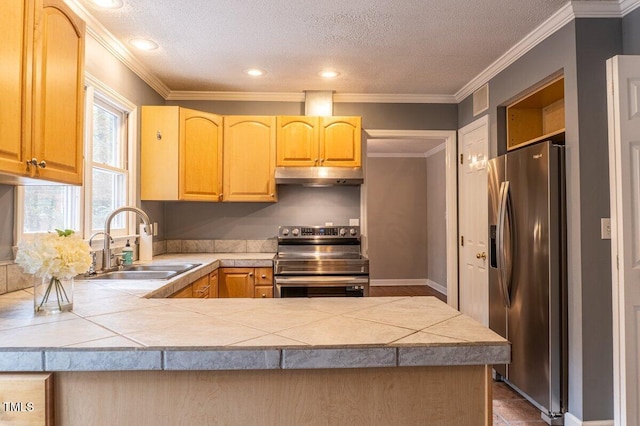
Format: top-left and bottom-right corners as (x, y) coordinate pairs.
(427, 279), (447, 296)
(564, 412), (613, 426)
(370, 279), (447, 296)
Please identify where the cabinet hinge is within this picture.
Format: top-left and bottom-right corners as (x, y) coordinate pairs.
(460, 154), (464, 165)
(460, 235), (464, 246)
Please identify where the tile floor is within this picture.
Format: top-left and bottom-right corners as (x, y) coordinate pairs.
(493, 381), (547, 425)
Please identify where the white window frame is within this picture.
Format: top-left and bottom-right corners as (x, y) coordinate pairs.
(15, 74), (138, 247)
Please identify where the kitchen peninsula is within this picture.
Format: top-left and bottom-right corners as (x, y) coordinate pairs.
(0, 254), (509, 425)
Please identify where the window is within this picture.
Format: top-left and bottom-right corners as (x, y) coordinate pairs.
(89, 98), (128, 234)
(17, 77), (136, 242)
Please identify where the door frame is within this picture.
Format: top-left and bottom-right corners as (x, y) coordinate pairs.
(362, 129), (458, 308)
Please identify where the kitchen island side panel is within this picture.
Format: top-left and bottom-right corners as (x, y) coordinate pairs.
(55, 366), (491, 426)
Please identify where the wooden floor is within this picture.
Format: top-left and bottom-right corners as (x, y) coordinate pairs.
(369, 285), (541, 425)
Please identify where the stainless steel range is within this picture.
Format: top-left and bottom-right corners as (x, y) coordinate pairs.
(274, 225), (369, 297)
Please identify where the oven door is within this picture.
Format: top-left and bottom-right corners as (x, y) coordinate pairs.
(274, 276), (369, 298)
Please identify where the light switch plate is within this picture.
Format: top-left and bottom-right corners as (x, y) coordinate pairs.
(601, 218), (611, 240)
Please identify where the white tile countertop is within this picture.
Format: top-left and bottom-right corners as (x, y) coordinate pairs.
(0, 253), (509, 372)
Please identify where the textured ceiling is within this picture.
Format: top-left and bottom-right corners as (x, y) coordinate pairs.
(75, 0), (613, 96)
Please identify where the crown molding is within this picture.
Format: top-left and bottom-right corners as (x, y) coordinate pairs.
(620, 0), (640, 14)
(65, 0), (171, 98)
(455, 0), (640, 102)
(165, 91), (457, 103)
(455, 2), (575, 102)
(333, 93), (457, 104)
(166, 91), (305, 102)
(572, 0), (626, 17)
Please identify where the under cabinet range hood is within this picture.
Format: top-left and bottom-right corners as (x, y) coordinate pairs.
(275, 167), (363, 186)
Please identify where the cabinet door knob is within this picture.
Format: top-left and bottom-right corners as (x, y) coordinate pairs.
(261, 274), (266, 279)
(249, 273), (253, 277)
(476, 252), (487, 260)
(261, 293), (266, 298)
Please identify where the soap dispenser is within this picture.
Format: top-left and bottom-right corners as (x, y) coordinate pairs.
(122, 240), (133, 265)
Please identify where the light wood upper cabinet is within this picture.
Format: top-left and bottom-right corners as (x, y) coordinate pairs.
(0, 0), (32, 178)
(223, 116), (277, 202)
(141, 106), (223, 201)
(276, 116), (320, 166)
(320, 116), (361, 167)
(276, 116), (361, 167)
(0, 0), (85, 185)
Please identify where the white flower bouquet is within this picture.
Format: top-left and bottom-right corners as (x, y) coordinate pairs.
(16, 229), (92, 312)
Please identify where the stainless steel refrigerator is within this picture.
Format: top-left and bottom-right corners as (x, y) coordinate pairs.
(488, 140), (567, 425)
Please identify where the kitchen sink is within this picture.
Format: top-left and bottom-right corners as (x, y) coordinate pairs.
(88, 263), (201, 280)
(122, 263), (200, 273)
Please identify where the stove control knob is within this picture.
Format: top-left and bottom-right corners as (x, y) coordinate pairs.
(349, 228), (357, 236)
(292, 228), (300, 236)
(282, 228), (290, 236)
(339, 228), (347, 236)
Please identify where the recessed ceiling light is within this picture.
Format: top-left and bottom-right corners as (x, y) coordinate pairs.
(245, 68), (266, 77)
(129, 38), (158, 51)
(90, 0), (123, 9)
(319, 70), (340, 78)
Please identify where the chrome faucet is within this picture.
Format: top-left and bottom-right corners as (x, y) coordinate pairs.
(102, 206), (153, 271)
(88, 231), (113, 275)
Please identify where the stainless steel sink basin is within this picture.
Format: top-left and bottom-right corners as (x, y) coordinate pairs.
(95, 271), (178, 280)
(122, 263), (200, 273)
(88, 263), (201, 280)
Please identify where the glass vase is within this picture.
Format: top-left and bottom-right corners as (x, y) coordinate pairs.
(34, 276), (73, 313)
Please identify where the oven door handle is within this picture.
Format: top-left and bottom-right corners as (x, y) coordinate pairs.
(274, 276), (370, 286)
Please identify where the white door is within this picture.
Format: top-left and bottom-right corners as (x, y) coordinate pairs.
(457, 116), (489, 325)
(607, 55), (640, 426)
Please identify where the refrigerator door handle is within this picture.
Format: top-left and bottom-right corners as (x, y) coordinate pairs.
(497, 181), (513, 308)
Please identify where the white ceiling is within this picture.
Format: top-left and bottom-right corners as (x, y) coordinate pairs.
(70, 0), (627, 100)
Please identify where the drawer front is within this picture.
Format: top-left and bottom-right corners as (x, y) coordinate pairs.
(254, 285), (273, 298)
(255, 267), (273, 285)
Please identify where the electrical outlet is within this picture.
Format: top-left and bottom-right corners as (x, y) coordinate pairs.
(601, 218), (611, 240)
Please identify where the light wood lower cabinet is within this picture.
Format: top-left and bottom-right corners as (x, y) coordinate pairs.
(169, 272), (218, 298)
(219, 267), (273, 298)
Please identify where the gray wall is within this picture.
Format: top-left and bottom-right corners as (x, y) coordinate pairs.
(574, 18), (622, 419)
(0, 185), (14, 261)
(458, 19), (623, 422)
(366, 157), (428, 280)
(623, 7), (640, 54)
(426, 149), (447, 287)
(163, 185), (360, 239)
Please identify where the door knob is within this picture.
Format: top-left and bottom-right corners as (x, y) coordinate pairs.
(476, 252), (487, 260)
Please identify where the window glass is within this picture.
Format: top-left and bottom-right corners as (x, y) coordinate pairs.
(90, 97), (128, 234)
(22, 186), (81, 234)
(92, 168), (126, 230)
(92, 104), (121, 167)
